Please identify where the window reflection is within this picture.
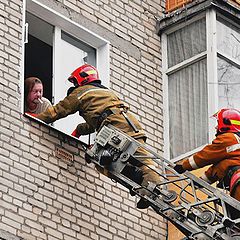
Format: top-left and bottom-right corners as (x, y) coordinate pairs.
(217, 19), (240, 62)
(218, 57), (240, 109)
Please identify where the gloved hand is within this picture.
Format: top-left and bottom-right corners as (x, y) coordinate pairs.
(85, 145), (93, 164)
(25, 112), (38, 118)
(71, 128), (81, 138)
(173, 164), (186, 174)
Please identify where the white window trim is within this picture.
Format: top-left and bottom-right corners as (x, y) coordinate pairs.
(162, 32), (169, 160)
(217, 51), (240, 69)
(21, 0), (110, 112)
(171, 144), (207, 164)
(206, 8), (218, 141)
(20, 0), (27, 113)
(165, 51), (207, 75)
(162, 10), (219, 162)
(162, 13), (206, 35)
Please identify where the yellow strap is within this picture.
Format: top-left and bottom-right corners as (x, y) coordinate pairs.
(230, 119), (240, 125)
(86, 69), (96, 75)
(77, 88), (111, 100)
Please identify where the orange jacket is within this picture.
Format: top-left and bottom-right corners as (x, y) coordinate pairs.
(182, 132), (240, 183)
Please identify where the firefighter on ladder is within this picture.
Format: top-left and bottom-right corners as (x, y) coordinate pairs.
(32, 64), (161, 209)
(174, 108), (240, 218)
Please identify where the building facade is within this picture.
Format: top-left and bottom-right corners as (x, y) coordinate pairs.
(0, 0), (166, 239)
(1, 0), (240, 239)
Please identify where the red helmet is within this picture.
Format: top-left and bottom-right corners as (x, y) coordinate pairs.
(68, 64), (99, 86)
(212, 108), (240, 133)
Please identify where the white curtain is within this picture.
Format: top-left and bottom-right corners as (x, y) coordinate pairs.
(167, 18), (208, 159)
(168, 59), (208, 158)
(167, 18), (206, 67)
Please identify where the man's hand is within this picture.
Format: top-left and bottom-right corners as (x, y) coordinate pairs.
(71, 128), (81, 138)
(85, 144), (93, 164)
(173, 164), (186, 174)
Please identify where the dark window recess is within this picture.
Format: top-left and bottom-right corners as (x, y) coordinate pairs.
(24, 34), (53, 103)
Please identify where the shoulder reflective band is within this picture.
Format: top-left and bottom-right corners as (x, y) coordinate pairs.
(226, 143), (240, 153)
(78, 88), (111, 100)
(230, 119), (240, 125)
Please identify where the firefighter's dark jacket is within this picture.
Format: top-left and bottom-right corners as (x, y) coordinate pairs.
(36, 83), (146, 139)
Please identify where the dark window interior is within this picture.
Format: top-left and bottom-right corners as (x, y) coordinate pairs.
(24, 34), (53, 103)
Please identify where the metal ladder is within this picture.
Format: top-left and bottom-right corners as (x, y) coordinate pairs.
(85, 125), (240, 240)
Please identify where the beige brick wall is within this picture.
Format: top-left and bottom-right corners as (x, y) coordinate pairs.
(0, 0), (166, 239)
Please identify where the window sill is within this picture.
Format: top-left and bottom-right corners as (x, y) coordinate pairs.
(23, 112), (89, 149)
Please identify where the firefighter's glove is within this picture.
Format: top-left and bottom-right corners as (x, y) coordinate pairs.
(174, 164), (186, 174)
(25, 112), (38, 118)
(85, 153), (92, 164)
(71, 128), (81, 138)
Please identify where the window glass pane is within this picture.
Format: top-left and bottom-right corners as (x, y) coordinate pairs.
(167, 18), (206, 68)
(168, 59), (208, 158)
(217, 19), (240, 62)
(218, 57), (240, 109)
(61, 32), (96, 66)
(53, 30), (96, 138)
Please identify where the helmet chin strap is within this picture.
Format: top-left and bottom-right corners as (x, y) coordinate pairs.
(67, 86), (78, 96)
(81, 78), (89, 85)
(216, 130), (223, 136)
(216, 129), (230, 136)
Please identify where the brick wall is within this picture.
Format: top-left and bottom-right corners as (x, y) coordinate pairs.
(0, 0), (166, 239)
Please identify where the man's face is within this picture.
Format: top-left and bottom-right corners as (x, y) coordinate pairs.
(28, 83), (43, 104)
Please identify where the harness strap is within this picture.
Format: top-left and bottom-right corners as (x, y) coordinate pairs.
(230, 169), (240, 192)
(97, 106), (139, 133)
(97, 107), (125, 129)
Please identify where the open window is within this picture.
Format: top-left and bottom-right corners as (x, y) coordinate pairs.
(23, 0), (109, 142)
(160, 2), (240, 161)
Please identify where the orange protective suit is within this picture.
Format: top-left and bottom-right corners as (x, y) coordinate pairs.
(182, 132), (240, 201)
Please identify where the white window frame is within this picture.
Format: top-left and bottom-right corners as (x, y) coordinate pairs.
(162, 9), (219, 162)
(20, 0), (110, 138)
(216, 14), (240, 82)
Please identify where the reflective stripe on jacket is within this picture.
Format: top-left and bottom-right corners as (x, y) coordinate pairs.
(37, 84), (146, 139)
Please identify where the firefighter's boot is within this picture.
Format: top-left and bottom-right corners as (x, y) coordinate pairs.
(137, 165), (161, 209)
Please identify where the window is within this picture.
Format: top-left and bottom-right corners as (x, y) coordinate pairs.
(162, 10), (240, 161)
(163, 17), (208, 160)
(23, 0), (109, 142)
(217, 18), (240, 109)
